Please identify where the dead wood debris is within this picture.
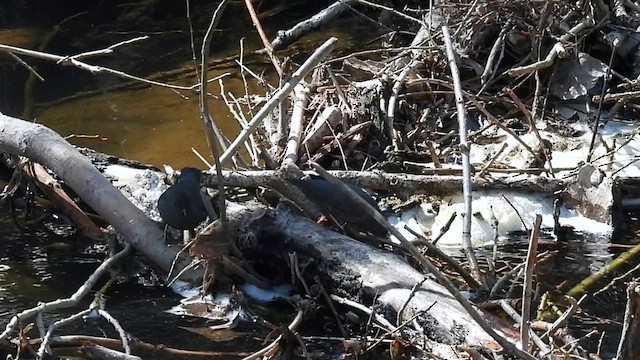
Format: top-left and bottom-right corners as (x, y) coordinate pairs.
(212, 0), (640, 358)
(4, 0), (640, 359)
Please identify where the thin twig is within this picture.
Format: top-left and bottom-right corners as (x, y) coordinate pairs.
(490, 251), (550, 299)
(388, 60), (423, 150)
(587, 37), (618, 163)
(498, 300), (550, 354)
(241, 309), (305, 360)
(540, 295), (587, 339)
(8, 52), (44, 81)
(199, 0), (230, 222)
(37, 309), (92, 357)
(403, 225), (481, 290)
(431, 211), (457, 245)
(351, 0), (424, 25)
(480, 20), (511, 85)
(314, 276), (349, 339)
(243, 0), (283, 77)
(397, 278), (429, 326)
(503, 86), (555, 177)
(476, 143), (508, 178)
(442, 25), (482, 283)
(326, 66), (353, 115)
(501, 195), (529, 232)
(0, 41), (195, 91)
(330, 294), (397, 332)
(184, 0), (200, 81)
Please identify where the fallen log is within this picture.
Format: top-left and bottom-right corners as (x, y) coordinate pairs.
(240, 205), (512, 354)
(0, 113), (200, 282)
(201, 169), (567, 195)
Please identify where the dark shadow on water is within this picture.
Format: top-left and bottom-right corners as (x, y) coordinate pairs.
(0, 202), (633, 359)
(0, 206), (267, 359)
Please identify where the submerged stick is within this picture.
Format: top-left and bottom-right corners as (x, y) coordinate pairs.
(521, 214), (542, 351)
(566, 240), (640, 298)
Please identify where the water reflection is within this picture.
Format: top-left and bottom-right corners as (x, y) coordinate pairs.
(35, 73), (257, 169)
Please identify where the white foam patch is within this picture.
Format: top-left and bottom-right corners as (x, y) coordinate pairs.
(170, 280), (200, 298)
(558, 207), (613, 234)
(430, 191), (552, 246)
(474, 120), (640, 178)
(394, 191), (612, 247)
(104, 165), (167, 221)
(389, 203), (437, 245)
(242, 283), (292, 302)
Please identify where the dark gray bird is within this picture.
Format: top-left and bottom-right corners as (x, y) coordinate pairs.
(158, 167), (208, 230)
(288, 177), (386, 236)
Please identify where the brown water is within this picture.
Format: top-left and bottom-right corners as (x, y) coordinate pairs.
(37, 75), (249, 169)
(0, 1), (365, 169)
(1, 2), (632, 359)
(0, 2), (376, 358)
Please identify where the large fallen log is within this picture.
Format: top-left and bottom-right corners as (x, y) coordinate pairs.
(239, 205), (510, 354)
(0, 113), (200, 282)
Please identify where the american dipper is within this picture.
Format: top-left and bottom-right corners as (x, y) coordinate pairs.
(288, 177), (386, 236)
(158, 167), (208, 230)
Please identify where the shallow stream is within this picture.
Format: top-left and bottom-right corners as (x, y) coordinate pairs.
(0, 1), (637, 359)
